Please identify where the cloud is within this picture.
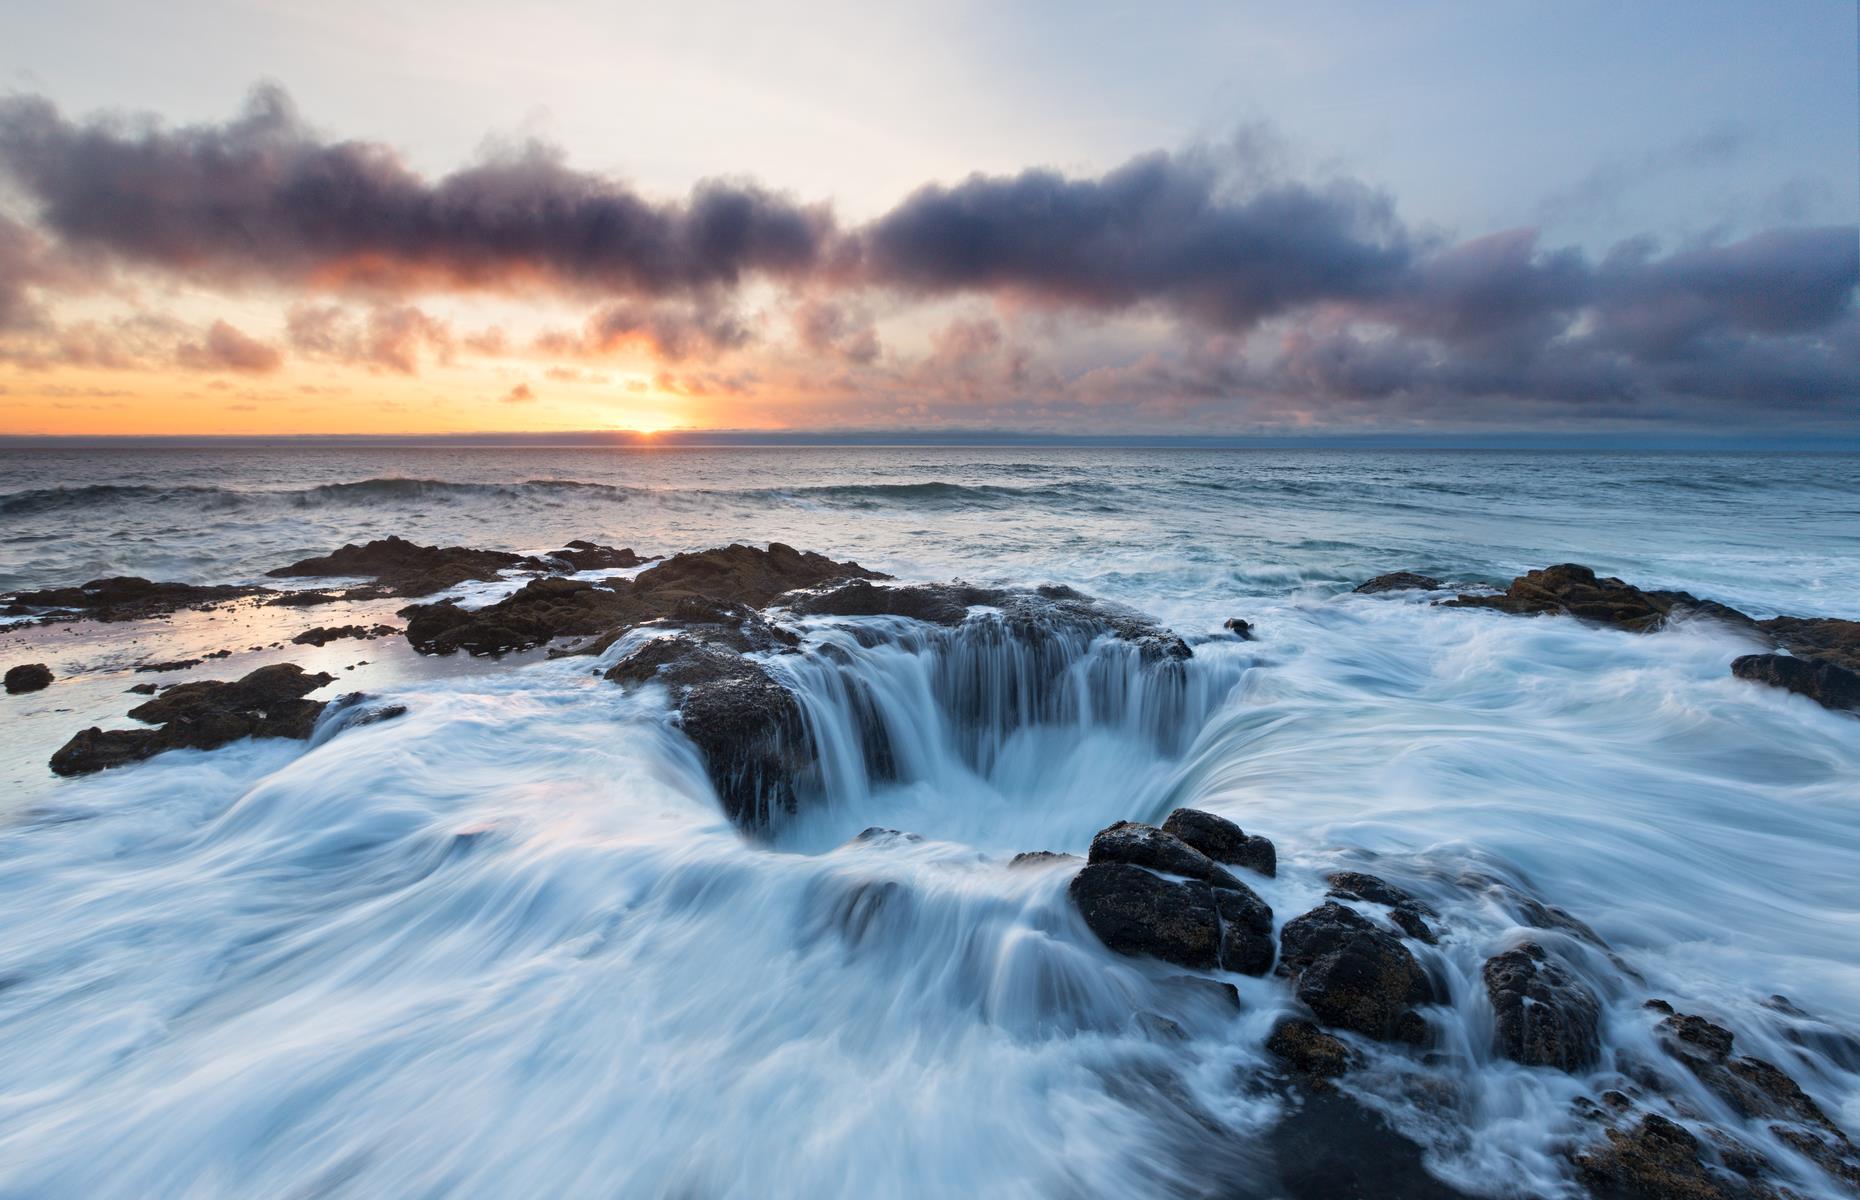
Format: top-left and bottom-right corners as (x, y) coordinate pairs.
(534, 299), (750, 362)
(498, 382), (536, 404)
(0, 85), (832, 299)
(848, 142), (1413, 329)
(174, 319), (283, 373)
(791, 298), (879, 364)
(286, 303), (453, 373)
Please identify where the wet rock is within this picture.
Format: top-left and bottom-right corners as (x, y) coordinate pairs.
(1657, 1011), (1847, 1134)
(264, 589), (345, 607)
(1268, 1083), (1477, 1199)
(1079, 822), (1275, 972)
(1758, 615), (1860, 672)
(1162, 808), (1277, 878)
(1089, 820), (1243, 890)
(606, 633), (812, 827)
(537, 540), (657, 573)
(409, 544), (879, 658)
(1483, 942), (1602, 1071)
(1223, 617), (1254, 640)
(291, 623), (398, 647)
(4, 662), (53, 693)
(269, 535), (529, 598)
(1278, 902), (1434, 1043)
(785, 579), (987, 626)
(404, 577), (638, 655)
(1441, 563), (1753, 632)
(1575, 1113), (1780, 1200)
(1326, 870), (1438, 943)
(3, 576), (270, 623)
(1731, 653), (1860, 712)
(134, 657), (204, 673)
(1069, 862), (1223, 970)
(50, 663), (334, 776)
(1353, 571), (1443, 594)
(126, 682), (158, 695)
(1008, 850), (1077, 868)
(1267, 1018), (1355, 1080)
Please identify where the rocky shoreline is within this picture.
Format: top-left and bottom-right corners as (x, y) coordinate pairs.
(5, 541), (1858, 1197)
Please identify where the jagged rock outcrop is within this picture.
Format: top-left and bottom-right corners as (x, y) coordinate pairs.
(49, 663), (334, 776)
(404, 543), (883, 658)
(5, 662), (53, 693)
(1483, 942), (1602, 1071)
(539, 539), (657, 572)
(1575, 1113), (1781, 1200)
(269, 535), (531, 598)
(1326, 871), (1437, 943)
(1354, 571), (1443, 594)
(1278, 901), (1435, 1043)
(1067, 815), (1275, 975)
(1440, 563), (1753, 631)
(3, 576), (269, 622)
(1731, 653), (1860, 712)
(1266, 1018), (1355, 1080)
(1162, 807), (1276, 878)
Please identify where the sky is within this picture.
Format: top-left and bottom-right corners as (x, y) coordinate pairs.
(0, 0), (1855, 439)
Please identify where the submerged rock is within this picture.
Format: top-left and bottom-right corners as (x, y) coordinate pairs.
(1266, 1018), (1355, 1080)
(1268, 1082), (1477, 1199)
(50, 663), (334, 776)
(1483, 942), (1602, 1071)
(1353, 571), (1443, 594)
(3, 576), (269, 623)
(1162, 808), (1277, 878)
(4, 662), (53, 693)
(1731, 653), (1860, 712)
(1441, 563), (1752, 631)
(539, 539), (657, 572)
(1278, 902), (1434, 1043)
(1575, 1113), (1778, 1200)
(1222, 617), (1254, 640)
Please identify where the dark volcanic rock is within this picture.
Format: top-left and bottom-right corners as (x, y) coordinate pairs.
(5, 662), (53, 693)
(1354, 571), (1443, 595)
(1008, 850), (1077, 868)
(538, 540), (657, 572)
(407, 543), (879, 658)
(1268, 1083), (1477, 1199)
(50, 663), (334, 776)
(3, 576), (269, 622)
(785, 579), (987, 626)
(1222, 617), (1254, 639)
(1267, 1018), (1355, 1080)
(1482, 942), (1602, 1071)
(1327, 871), (1437, 943)
(291, 623), (398, 647)
(1068, 862), (1224, 970)
(1088, 821), (1243, 890)
(1758, 616), (1860, 672)
(1278, 902), (1435, 1043)
(404, 577), (639, 655)
(1575, 1113), (1779, 1200)
(1657, 1011), (1846, 1134)
(269, 535), (528, 598)
(1161, 808), (1277, 878)
(1731, 653), (1860, 712)
(1441, 563), (1752, 631)
(606, 633), (812, 827)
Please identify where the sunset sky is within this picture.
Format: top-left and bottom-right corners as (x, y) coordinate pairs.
(1, 0), (1856, 438)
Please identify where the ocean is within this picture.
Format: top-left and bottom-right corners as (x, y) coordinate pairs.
(1, 446), (1857, 1197)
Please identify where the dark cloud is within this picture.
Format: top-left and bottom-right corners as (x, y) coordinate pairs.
(0, 86), (831, 298)
(850, 144), (1414, 329)
(791, 298), (879, 364)
(174, 319), (283, 373)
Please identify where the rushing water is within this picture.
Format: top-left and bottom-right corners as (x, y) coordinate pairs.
(0, 447), (1857, 1198)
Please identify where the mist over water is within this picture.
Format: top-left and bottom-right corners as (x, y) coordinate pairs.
(1, 447), (1857, 1198)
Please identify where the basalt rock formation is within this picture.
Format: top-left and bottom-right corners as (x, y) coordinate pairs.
(1483, 941), (1603, 1071)
(50, 663), (335, 776)
(1277, 901), (1435, 1044)
(3, 576), (270, 623)
(1068, 815), (1275, 975)
(1439, 563), (1754, 631)
(269, 535), (533, 598)
(5, 662), (53, 693)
